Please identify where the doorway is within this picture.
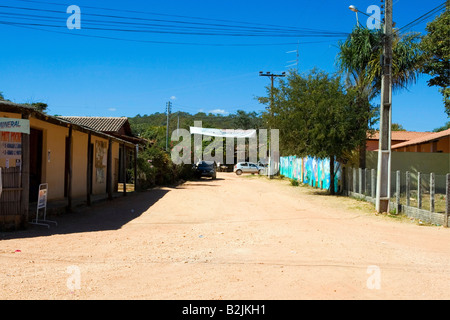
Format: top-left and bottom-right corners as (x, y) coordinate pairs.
(29, 128), (43, 202)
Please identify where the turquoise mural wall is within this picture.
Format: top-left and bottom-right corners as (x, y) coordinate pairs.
(279, 156), (341, 193)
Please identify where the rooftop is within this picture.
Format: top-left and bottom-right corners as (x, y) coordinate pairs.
(367, 130), (434, 141)
(58, 116), (129, 133)
(391, 128), (450, 149)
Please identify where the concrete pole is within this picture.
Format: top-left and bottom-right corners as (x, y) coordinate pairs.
(376, 0), (393, 213)
(405, 171), (410, 207)
(430, 172), (435, 213)
(445, 173), (449, 227)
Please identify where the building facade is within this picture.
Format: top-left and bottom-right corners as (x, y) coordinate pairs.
(0, 101), (138, 230)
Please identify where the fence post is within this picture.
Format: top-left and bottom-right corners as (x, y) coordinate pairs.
(430, 173), (435, 213)
(364, 168), (368, 195)
(405, 171), (410, 207)
(417, 172), (422, 209)
(353, 167), (356, 193)
(445, 173), (449, 228)
(396, 170), (400, 214)
(371, 169), (375, 198)
(358, 168), (362, 194)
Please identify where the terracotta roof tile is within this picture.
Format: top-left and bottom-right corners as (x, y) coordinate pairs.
(391, 128), (450, 149)
(367, 130), (433, 141)
(58, 116), (128, 133)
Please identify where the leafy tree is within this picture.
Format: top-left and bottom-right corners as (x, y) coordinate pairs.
(259, 70), (370, 194)
(432, 121), (450, 132)
(233, 110), (263, 129)
(420, 7), (450, 116)
(391, 123), (406, 131)
(337, 26), (422, 168)
(30, 102), (48, 113)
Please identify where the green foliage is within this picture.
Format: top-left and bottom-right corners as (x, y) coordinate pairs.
(391, 123), (406, 131)
(420, 8), (450, 116)
(336, 26), (423, 167)
(289, 178), (299, 186)
(259, 69), (370, 194)
(260, 70), (369, 160)
(27, 102), (48, 113)
(129, 110), (264, 139)
(129, 110), (265, 175)
(432, 121), (450, 132)
(136, 145), (193, 188)
(337, 26), (423, 96)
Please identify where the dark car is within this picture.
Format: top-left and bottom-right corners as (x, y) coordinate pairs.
(194, 161), (217, 179)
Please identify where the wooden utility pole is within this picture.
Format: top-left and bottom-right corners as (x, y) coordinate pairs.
(259, 71), (286, 106)
(376, 0), (393, 213)
(259, 71), (285, 178)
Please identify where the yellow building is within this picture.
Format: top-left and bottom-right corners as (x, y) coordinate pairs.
(0, 101), (140, 230)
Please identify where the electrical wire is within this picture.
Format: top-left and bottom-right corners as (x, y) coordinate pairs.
(0, 2), (349, 46)
(0, 21), (316, 46)
(0, 3), (348, 36)
(398, 2), (446, 32)
(5, 0), (334, 33)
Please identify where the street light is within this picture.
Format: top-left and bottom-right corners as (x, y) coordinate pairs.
(349, 5), (360, 26)
(349, 5), (389, 29)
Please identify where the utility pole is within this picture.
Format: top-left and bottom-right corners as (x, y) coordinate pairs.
(165, 101), (171, 152)
(259, 71), (285, 179)
(375, 0), (393, 213)
(259, 71), (286, 109)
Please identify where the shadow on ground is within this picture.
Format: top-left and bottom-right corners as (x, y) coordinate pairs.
(0, 188), (170, 240)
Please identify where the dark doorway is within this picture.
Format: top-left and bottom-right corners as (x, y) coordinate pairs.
(64, 135), (71, 197)
(89, 142), (93, 195)
(29, 128), (43, 202)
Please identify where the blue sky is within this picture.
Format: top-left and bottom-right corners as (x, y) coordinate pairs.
(0, 0), (447, 132)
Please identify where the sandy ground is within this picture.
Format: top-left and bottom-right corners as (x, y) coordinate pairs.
(0, 172), (449, 300)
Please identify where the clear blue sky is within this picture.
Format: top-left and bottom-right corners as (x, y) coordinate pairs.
(0, 0), (447, 131)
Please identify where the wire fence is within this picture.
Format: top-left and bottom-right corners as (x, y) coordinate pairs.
(344, 167), (449, 226)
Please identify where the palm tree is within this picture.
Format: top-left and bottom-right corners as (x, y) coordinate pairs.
(336, 26), (422, 168)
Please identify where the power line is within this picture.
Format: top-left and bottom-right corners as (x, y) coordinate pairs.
(0, 21), (322, 46)
(5, 0), (334, 33)
(0, 19), (348, 37)
(398, 2), (446, 32)
(0, 2), (349, 46)
(0, 3), (348, 36)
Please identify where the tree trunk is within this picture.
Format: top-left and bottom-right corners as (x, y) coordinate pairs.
(329, 156), (335, 195)
(359, 138), (366, 169)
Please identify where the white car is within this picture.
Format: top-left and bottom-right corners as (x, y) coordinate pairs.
(233, 162), (263, 175)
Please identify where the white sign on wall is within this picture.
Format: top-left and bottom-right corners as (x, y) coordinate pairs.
(0, 117), (30, 134)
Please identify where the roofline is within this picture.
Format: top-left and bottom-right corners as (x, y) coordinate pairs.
(391, 128), (450, 149)
(366, 130), (434, 140)
(0, 101), (136, 147)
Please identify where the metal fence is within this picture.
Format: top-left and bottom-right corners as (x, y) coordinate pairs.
(344, 167), (449, 227)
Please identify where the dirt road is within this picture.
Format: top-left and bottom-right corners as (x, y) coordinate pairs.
(1, 172), (449, 300)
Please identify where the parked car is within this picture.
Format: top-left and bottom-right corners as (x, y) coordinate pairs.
(194, 160), (217, 179)
(233, 162), (263, 175)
